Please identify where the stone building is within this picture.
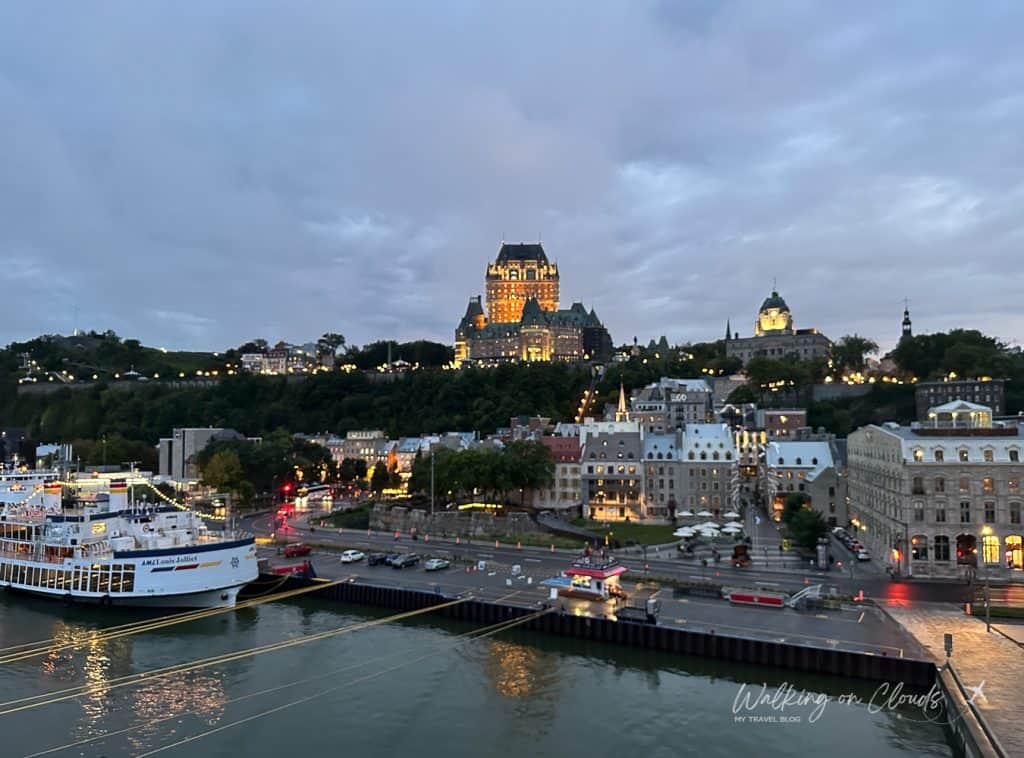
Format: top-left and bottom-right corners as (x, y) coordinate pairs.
(454, 243), (612, 365)
(627, 378), (714, 432)
(761, 440), (847, 526)
(531, 436), (582, 513)
(847, 402), (1024, 579)
(725, 289), (831, 365)
(915, 378), (1007, 420)
(579, 420), (738, 522)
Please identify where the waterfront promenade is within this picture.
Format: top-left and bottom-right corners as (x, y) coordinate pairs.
(882, 602), (1023, 757)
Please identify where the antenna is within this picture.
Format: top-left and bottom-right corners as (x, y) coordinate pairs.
(772, 276), (777, 292)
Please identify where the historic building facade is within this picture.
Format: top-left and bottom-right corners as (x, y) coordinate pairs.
(579, 420), (738, 522)
(847, 402), (1024, 579)
(455, 243), (612, 365)
(725, 290), (831, 365)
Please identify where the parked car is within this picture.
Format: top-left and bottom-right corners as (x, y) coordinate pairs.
(857, 549), (871, 561)
(282, 543), (312, 558)
(340, 550), (365, 564)
(424, 558), (450, 571)
(367, 552), (389, 566)
(391, 553), (420, 569)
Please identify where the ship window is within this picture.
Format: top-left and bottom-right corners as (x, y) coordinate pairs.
(109, 567), (122, 593)
(123, 565), (135, 592)
(89, 569), (100, 594)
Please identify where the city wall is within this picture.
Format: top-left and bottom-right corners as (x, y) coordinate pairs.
(369, 504), (534, 537)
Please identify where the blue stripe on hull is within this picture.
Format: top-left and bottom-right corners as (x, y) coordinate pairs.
(113, 536), (254, 559)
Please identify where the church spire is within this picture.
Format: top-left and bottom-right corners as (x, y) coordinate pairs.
(725, 319), (731, 341)
(901, 298), (912, 340)
(615, 379), (628, 421)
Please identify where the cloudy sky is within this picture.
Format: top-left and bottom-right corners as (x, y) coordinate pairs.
(2, 2), (1022, 353)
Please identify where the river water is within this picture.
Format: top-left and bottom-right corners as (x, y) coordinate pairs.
(0, 592), (957, 758)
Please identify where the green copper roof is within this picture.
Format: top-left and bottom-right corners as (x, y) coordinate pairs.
(760, 290), (789, 312)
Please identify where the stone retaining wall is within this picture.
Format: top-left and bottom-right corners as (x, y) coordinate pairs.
(369, 503), (534, 537)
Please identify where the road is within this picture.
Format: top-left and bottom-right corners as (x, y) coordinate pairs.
(243, 512), (927, 658)
(244, 511), (1023, 606)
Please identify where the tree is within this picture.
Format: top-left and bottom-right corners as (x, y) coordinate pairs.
(202, 450), (244, 493)
(782, 492), (808, 524)
(832, 334), (879, 373)
(788, 508), (828, 551)
(317, 332), (346, 358)
(370, 463), (389, 493)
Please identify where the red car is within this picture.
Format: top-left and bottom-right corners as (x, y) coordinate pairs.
(282, 543), (312, 558)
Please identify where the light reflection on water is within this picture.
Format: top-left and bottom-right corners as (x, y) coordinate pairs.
(0, 595), (955, 758)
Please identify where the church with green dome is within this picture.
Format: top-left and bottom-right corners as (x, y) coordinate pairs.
(725, 288), (831, 365)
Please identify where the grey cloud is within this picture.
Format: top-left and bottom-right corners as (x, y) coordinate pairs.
(1, 1), (1022, 353)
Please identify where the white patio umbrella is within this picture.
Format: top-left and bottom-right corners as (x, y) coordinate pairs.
(723, 511), (741, 519)
(722, 525), (742, 534)
(696, 510), (713, 517)
(674, 527), (696, 538)
(725, 520), (743, 528)
(678, 510), (695, 517)
(699, 527), (720, 538)
(699, 521), (720, 529)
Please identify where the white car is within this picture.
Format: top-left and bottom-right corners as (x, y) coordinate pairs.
(424, 558), (450, 571)
(340, 550), (365, 564)
(856, 549), (871, 561)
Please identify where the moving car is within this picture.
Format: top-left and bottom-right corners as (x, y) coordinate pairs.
(424, 558), (450, 571)
(367, 552), (389, 566)
(282, 543), (312, 558)
(384, 552), (402, 566)
(857, 549), (871, 561)
(391, 553), (420, 569)
(340, 550), (365, 564)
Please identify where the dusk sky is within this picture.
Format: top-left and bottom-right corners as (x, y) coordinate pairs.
(2, 2), (1022, 354)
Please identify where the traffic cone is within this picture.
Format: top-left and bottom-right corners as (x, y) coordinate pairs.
(338, 528), (343, 535)
(550, 544), (555, 553)
(857, 590), (864, 602)
(394, 531), (400, 539)
(424, 534), (429, 542)
(714, 571), (719, 577)
(456, 536), (461, 545)
(495, 540), (500, 548)
(516, 541), (521, 550)
(803, 577), (809, 585)
(366, 529), (371, 536)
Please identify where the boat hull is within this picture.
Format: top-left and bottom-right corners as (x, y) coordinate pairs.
(5, 582), (248, 609)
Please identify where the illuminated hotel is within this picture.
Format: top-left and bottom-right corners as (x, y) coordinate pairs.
(454, 243), (612, 365)
(725, 288), (831, 366)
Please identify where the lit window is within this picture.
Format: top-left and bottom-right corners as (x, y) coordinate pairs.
(982, 535), (1000, 565)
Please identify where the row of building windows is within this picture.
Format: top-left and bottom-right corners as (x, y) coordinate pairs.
(910, 535), (1022, 567)
(912, 476), (1020, 494)
(912, 448), (1020, 463)
(911, 502), (1021, 524)
(0, 562), (136, 593)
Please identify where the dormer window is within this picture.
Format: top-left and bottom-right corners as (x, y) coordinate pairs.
(959, 449), (969, 463)
(913, 449), (923, 462)
(983, 449), (994, 462)
(934, 450), (944, 462)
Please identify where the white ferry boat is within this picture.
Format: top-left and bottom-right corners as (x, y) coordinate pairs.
(0, 477), (257, 608)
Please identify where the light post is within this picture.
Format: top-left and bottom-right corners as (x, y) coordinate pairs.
(430, 448), (435, 518)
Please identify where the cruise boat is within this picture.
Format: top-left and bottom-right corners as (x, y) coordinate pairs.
(0, 477), (257, 608)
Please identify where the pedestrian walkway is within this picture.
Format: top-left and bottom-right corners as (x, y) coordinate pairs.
(882, 601), (1023, 757)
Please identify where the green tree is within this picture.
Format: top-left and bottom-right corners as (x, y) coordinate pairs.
(316, 332), (346, 358)
(202, 450), (244, 493)
(832, 334), (879, 373)
(788, 508), (828, 550)
(370, 463), (389, 493)
(782, 492), (808, 524)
